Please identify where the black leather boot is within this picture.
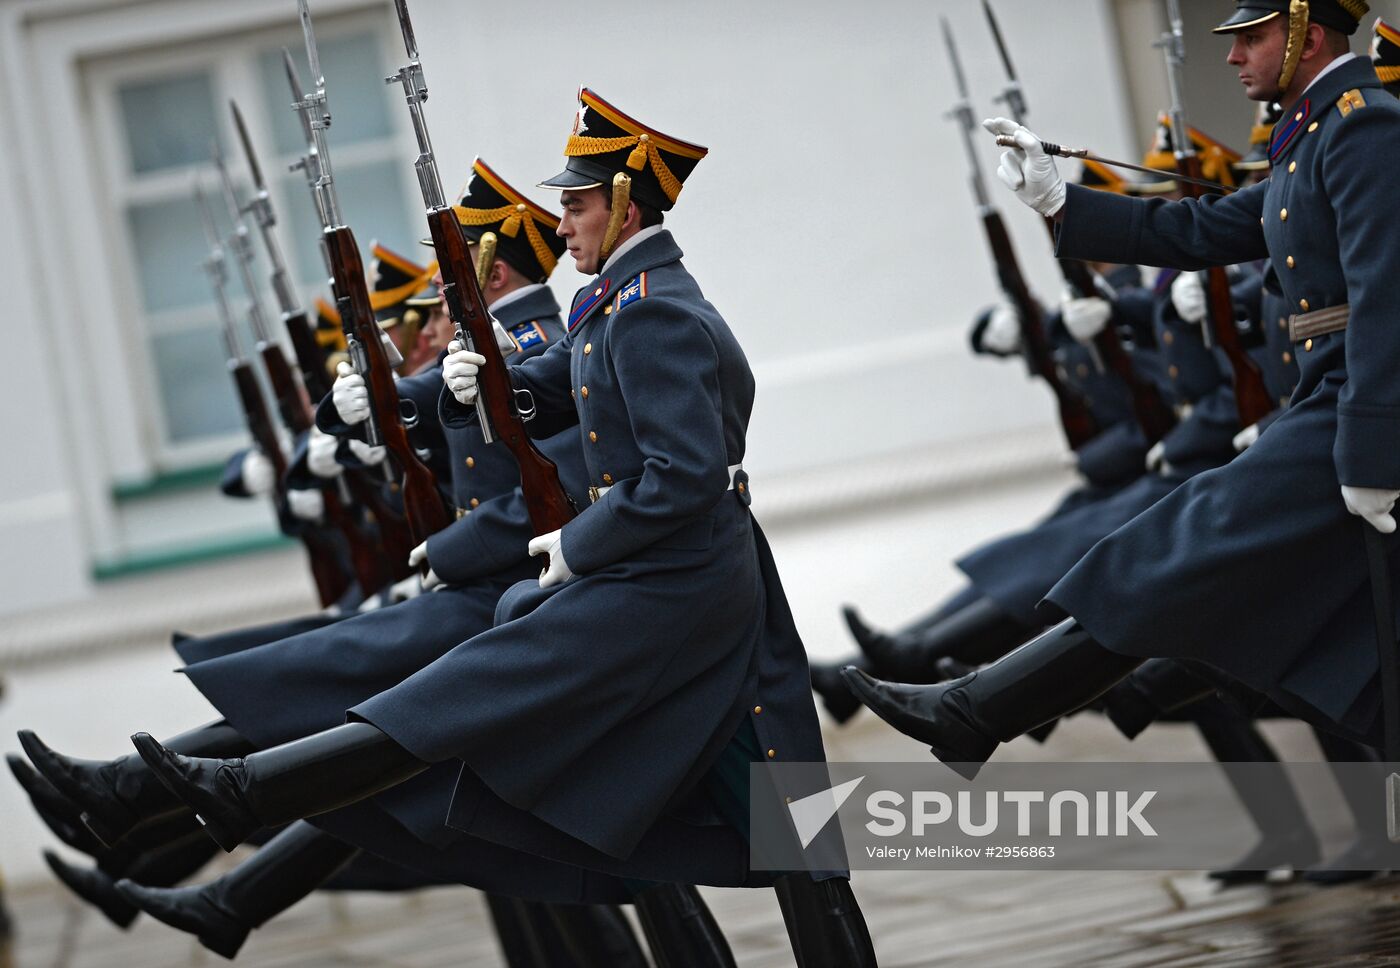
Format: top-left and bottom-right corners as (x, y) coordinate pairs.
(116, 821), (358, 959)
(810, 655), (869, 725)
(843, 620), (1142, 779)
(1101, 659), (1217, 740)
(18, 720), (252, 848)
(876, 598), (1032, 681)
(547, 903), (650, 967)
(773, 874), (877, 968)
(633, 883), (736, 968)
(932, 659), (1059, 744)
(1305, 731), (1396, 884)
(132, 722), (426, 851)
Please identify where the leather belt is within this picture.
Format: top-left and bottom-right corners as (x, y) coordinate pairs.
(1288, 303), (1349, 343)
(590, 463), (744, 503)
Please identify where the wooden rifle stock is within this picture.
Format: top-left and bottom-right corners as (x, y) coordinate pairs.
(1050, 223), (1177, 443)
(282, 308), (333, 402)
(981, 209), (1099, 449)
(323, 225), (450, 548)
(229, 359), (348, 606)
(1176, 155), (1274, 427)
(258, 339), (389, 594)
(425, 207), (576, 538)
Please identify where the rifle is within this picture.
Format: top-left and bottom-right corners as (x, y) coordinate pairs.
(942, 18), (1098, 451)
(286, 3), (449, 554)
(982, 0), (1176, 444)
(1159, 0), (1273, 427)
(223, 107), (389, 594)
(385, 0), (576, 555)
(196, 181), (347, 607)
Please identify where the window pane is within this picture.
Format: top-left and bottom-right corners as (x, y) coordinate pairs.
(151, 327), (243, 442)
(127, 191), (268, 317)
(259, 32), (393, 157)
(279, 159), (421, 287)
(118, 72), (221, 175)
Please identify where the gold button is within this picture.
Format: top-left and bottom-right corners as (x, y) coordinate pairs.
(1282, 351), (1292, 364)
(766, 749), (776, 759)
(465, 456), (475, 468)
(737, 481), (746, 494)
(570, 388), (575, 398)
(1280, 208), (1288, 221)
(1288, 161), (1297, 173)
(602, 473), (612, 484)
(593, 287), (603, 296)
(639, 133), (650, 143)
(1278, 317), (1287, 330)
(753, 705), (762, 715)
(1286, 256), (1295, 268)
(1168, 364), (1179, 379)
(580, 386), (589, 398)
(1304, 338), (1313, 352)
(602, 305), (612, 315)
(1307, 121), (1319, 132)
(515, 203), (526, 213)
(1260, 217), (1264, 226)
(456, 507), (467, 520)
(583, 342), (592, 355)
(470, 498), (479, 508)
(1162, 331), (1174, 345)
(1294, 111), (1303, 121)
(1300, 298), (1309, 311)
(588, 431), (598, 443)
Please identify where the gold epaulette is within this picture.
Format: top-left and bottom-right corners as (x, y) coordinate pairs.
(1337, 89), (1367, 118)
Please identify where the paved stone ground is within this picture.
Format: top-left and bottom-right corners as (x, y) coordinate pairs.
(7, 468), (1400, 965)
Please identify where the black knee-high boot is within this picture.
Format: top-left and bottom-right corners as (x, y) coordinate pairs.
(115, 822), (359, 959)
(1305, 730), (1397, 883)
(1190, 704), (1319, 884)
(547, 903), (649, 967)
(633, 883), (735, 968)
(44, 828), (221, 929)
(843, 620), (1143, 778)
(18, 720), (252, 847)
(809, 654), (871, 725)
(849, 598), (1031, 682)
(774, 874), (876, 968)
(132, 722), (426, 851)
(1100, 659), (1218, 740)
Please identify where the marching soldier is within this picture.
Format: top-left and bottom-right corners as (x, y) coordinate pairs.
(846, 0), (1400, 784)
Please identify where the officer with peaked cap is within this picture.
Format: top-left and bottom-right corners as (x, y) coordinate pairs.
(847, 0), (1400, 783)
(1373, 15), (1400, 94)
(82, 89), (876, 968)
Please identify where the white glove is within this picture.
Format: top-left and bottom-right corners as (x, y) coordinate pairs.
(286, 488), (325, 522)
(307, 427), (343, 479)
(407, 540), (443, 591)
(1061, 293), (1112, 343)
(527, 529), (574, 588)
(982, 304), (1021, 355)
(332, 362), (370, 425)
(241, 450), (275, 497)
(1232, 423), (1261, 452)
(1342, 485), (1399, 534)
(983, 117), (1066, 217)
(443, 340), (486, 406)
(347, 438), (386, 466)
(1145, 440), (1174, 476)
(492, 319), (518, 355)
(384, 572), (425, 604)
(1170, 272), (1207, 324)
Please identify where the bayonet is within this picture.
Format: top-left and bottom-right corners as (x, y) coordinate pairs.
(941, 18), (990, 210)
(983, 0), (1028, 124)
(231, 100), (300, 316)
(196, 180), (242, 363)
(298, 0), (323, 93)
(213, 142), (276, 349)
(288, 5), (341, 229)
(386, 0), (447, 211)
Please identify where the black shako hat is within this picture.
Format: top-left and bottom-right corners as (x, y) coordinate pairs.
(538, 88), (708, 212)
(1374, 16), (1400, 93)
(1215, 0), (1370, 36)
(447, 158), (565, 285)
(369, 243), (435, 328)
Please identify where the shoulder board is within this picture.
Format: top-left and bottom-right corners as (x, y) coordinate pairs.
(1336, 89), (1367, 118)
(614, 272), (649, 313)
(510, 320), (548, 350)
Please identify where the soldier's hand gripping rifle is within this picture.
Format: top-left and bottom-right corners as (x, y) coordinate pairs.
(196, 181), (347, 606)
(286, 1), (450, 556)
(1159, 0), (1273, 428)
(942, 18), (1098, 451)
(982, 0), (1176, 444)
(223, 109), (389, 594)
(385, 0), (576, 559)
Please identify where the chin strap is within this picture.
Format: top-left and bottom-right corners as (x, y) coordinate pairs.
(1279, 0), (1309, 94)
(474, 231), (497, 290)
(598, 172), (632, 263)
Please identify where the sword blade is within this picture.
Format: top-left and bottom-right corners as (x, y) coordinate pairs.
(230, 100), (264, 191)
